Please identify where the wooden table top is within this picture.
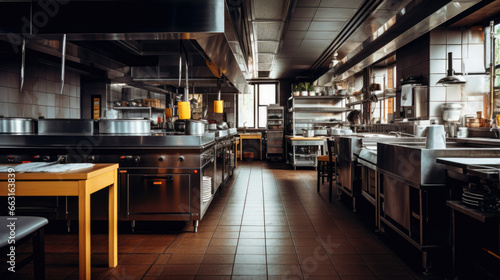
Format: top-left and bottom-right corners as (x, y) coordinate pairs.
(0, 163), (119, 180)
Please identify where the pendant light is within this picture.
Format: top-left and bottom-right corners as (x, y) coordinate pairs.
(437, 52), (466, 85)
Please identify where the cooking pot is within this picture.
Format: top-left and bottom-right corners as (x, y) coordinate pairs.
(174, 119), (186, 132)
(302, 129), (315, 137)
(0, 118), (34, 134)
(441, 103), (462, 122)
(99, 119), (150, 134)
(185, 120), (206, 135)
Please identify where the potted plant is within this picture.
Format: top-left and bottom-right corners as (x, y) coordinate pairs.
(293, 84), (303, 96)
(304, 82), (316, 96)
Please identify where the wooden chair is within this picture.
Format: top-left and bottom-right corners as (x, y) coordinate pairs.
(1, 216), (48, 280)
(317, 138), (336, 201)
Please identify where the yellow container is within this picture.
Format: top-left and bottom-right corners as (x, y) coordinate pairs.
(496, 114), (500, 126)
(214, 100), (224, 113)
(165, 108), (172, 118)
(178, 101), (191, 119)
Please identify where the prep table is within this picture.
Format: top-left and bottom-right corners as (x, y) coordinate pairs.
(286, 136), (325, 169)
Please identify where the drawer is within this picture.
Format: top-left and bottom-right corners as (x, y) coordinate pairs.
(267, 139), (282, 146)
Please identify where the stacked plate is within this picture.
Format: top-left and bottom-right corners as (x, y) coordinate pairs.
(462, 189), (483, 207)
(203, 176), (212, 202)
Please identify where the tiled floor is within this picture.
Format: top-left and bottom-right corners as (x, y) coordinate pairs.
(2, 161), (438, 279)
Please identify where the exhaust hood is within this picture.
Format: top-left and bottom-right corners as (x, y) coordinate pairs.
(0, 0), (250, 95)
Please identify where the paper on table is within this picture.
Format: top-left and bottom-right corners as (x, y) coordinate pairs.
(0, 162), (95, 173)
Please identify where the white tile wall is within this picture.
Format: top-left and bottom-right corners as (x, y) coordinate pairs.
(0, 61), (81, 118)
(428, 27), (485, 123)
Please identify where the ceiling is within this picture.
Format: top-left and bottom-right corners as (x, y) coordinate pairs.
(1, 0), (500, 94)
(239, 0), (500, 82)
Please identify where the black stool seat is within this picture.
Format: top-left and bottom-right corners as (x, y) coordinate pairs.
(1, 216), (48, 280)
(0, 216), (48, 247)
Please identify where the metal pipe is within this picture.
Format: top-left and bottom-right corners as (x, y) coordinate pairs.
(185, 50), (189, 102)
(217, 79), (221, 101)
(490, 21), (495, 125)
(20, 39), (25, 91)
(61, 34), (67, 95)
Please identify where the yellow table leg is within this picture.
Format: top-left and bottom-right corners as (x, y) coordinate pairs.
(79, 182), (91, 280)
(108, 170), (118, 267)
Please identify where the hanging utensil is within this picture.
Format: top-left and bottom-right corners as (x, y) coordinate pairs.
(20, 39), (25, 91)
(60, 34), (66, 95)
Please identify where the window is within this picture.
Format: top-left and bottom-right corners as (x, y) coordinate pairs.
(485, 22), (500, 87)
(237, 83), (277, 128)
(237, 85), (255, 128)
(258, 84), (277, 128)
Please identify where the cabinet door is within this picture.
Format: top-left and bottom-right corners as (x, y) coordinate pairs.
(128, 174), (190, 214)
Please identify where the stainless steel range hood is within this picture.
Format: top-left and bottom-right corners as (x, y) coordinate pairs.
(0, 0), (250, 95)
(317, 0), (481, 85)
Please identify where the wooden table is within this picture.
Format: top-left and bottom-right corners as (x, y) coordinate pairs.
(0, 163), (119, 280)
(239, 133), (262, 160)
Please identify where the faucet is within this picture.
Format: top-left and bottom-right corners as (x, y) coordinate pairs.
(389, 131), (415, 138)
(243, 121), (247, 133)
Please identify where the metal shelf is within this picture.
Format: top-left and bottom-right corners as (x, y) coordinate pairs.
(114, 106), (164, 110)
(289, 107), (352, 113)
(288, 95), (348, 100)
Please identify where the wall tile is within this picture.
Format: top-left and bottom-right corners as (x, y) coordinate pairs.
(429, 101), (444, 118)
(19, 90), (33, 104)
(430, 86), (446, 102)
(63, 96), (70, 108)
(0, 87), (8, 102)
(0, 71), (8, 86)
(430, 59), (446, 74)
(430, 29), (446, 44)
(70, 97), (78, 108)
(37, 92), (47, 106)
(38, 106), (47, 118)
(430, 45), (446, 59)
(0, 102), (8, 117)
(70, 85), (77, 97)
(445, 86), (463, 102)
(452, 59), (462, 72)
(70, 109), (78, 118)
(47, 68), (55, 82)
(447, 30), (462, 44)
(8, 88), (20, 103)
(47, 81), (56, 93)
(38, 79), (47, 92)
(47, 93), (56, 106)
(447, 45), (462, 58)
(47, 106), (56, 118)
(8, 72), (19, 89)
(430, 74), (445, 85)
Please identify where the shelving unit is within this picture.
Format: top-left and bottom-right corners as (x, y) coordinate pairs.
(287, 95), (351, 136)
(114, 107), (165, 119)
(266, 105), (284, 160)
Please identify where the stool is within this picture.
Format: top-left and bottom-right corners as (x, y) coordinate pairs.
(317, 138), (336, 201)
(1, 216), (48, 280)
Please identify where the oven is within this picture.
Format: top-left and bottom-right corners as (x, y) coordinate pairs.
(215, 142), (223, 189)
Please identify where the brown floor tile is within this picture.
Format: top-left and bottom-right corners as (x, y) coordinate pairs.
(201, 254), (235, 264)
(232, 264), (267, 275)
(266, 238), (293, 246)
(266, 231), (292, 239)
(183, 232), (214, 239)
(330, 254), (365, 265)
(161, 264), (199, 276)
(104, 264), (150, 280)
(267, 264), (300, 276)
(301, 264), (337, 276)
(266, 246), (297, 255)
(216, 225), (241, 232)
(265, 225), (290, 232)
(230, 276), (268, 280)
(304, 276), (341, 280)
(267, 254), (300, 265)
(155, 254), (172, 264)
(210, 238), (239, 246)
(298, 253), (332, 266)
(236, 246), (266, 255)
(120, 253), (159, 265)
(145, 264), (165, 277)
(238, 231), (265, 239)
(234, 254), (266, 264)
(335, 263), (374, 275)
(293, 238), (323, 247)
(213, 231), (240, 239)
(178, 238), (212, 247)
(132, 245), (167, 254)
(295, 246), (327, 255)
(157, 276), (195, 280)
(240, 225), (265, 232)
(237, 238), (265, 246)
(367, 263), (412, 276)
(197, 264), (233, 275)
(195, 276), (231, 280)
(205, 245), (237, 255)
(168, 254), (204, 264)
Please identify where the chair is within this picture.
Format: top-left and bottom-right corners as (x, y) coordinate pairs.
(317, 138), (336, 201)
(0, 216), (48, 280)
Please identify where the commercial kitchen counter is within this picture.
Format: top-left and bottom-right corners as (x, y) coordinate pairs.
(0, 130), (237, 232)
